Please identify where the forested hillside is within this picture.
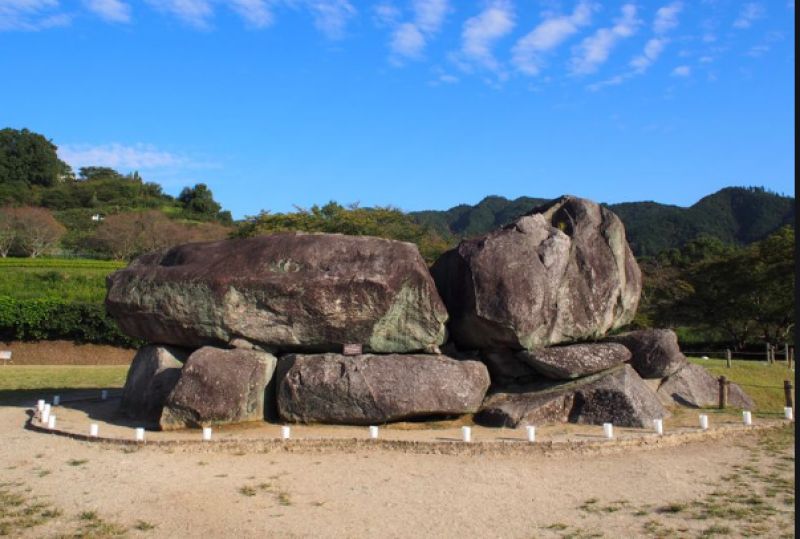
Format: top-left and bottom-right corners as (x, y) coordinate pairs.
(412, 188), (795, 257)
(0, 128), (232, 259)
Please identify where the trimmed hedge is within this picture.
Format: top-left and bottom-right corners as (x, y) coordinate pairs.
(0, 296), (139, 347)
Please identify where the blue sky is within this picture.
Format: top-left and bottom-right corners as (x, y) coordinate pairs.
(0, 1), (794, 218)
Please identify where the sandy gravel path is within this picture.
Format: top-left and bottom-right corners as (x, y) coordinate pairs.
(1, 401), (794, 538)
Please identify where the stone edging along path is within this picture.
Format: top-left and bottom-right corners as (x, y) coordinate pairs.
(23, 406), (791, 458)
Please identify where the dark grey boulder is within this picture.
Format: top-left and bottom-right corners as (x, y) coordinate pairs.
(657, 363), (755, 410)
(476, 364), (668, 428)
(607, 329), (687, 378)
(120, 345), (189, 422)
(518, 342), (631, 380)
(277, 353), (490, 425)
(431, 196), (641, 351)
(160, 347), (277, 430)
(106, 233), (448, 354)
(481, 349), (541, 386)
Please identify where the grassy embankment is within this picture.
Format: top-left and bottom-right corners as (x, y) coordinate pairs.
(688, 357), (794, 414)
(0, 257), (123, 302)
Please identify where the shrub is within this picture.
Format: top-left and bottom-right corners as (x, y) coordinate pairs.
(0, 296), (138, 347)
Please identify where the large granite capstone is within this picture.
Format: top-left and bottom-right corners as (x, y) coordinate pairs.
(277, 353), (490, 424)
(106, 233), (448, 353)
(431, 196), (641, 350)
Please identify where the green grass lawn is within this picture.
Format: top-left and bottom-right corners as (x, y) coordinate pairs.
(0, 365), (129, 404)
(688, 357), (794, 413)
(0, 258), (124, 302)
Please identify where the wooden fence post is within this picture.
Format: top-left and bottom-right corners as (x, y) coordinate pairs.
(726, 349), (732, 368)
(766, 343), (771, 364)
(785, 343), (790, 366)
(784, 380), (794, 410)
(719, 376), (728, 409)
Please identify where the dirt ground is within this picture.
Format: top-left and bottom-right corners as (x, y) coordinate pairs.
(0, 341), (135, 366)
(0, 399), (794, 538)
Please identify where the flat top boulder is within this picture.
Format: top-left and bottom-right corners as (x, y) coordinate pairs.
(431, 196), (641, 351)
(106, 233), (448, 354)
(277, 353), (490, 425)
(518, 342), (631, 380)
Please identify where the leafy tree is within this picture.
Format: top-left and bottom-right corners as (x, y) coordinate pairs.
(78, 167), (123, 181)
(178, 183), (226, 220)
(94, 210), (231, 260)
(0, 206), (66, 257)
(0, 208), (14, 257)
(0, 128), (72, 188)
(639, 227), (795, 348)
(235, 201), (452, 263)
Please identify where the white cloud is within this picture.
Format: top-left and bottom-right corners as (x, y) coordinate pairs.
(747, 44), (769, 57)
(570, 3), (640, 75)
(145, 0), (278, 31)
(733, 2), (764, 29)
(0, 0), (71, 31)
(391, 22), (425, 58)
(511, 0), (595, 76)
(671, 64), (690, 77)
(146, 0), (213, 28)
(59, 143), (188, 171)
(388, 0), (449, 62)
(653, 1), (681, 34)
(83, 0), (131, 23)
(587, 74), (625, 91)
(228, 0), (274, 28)
(460, 0), (515, 72)
(414, 0), (447, 33)
(629, 37), (666, 73)
(373, 2), (400, 27)
(306, 0), (356, 39)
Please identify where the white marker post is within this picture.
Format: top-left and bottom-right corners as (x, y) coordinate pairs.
(281, 426), (291, 440)
(36, 399), (45, 412)
(461, 426), (472, 443)
(369, 426), (379, 440)
(52, 395), (60, 406)
(135, 428), (145, 442)
(525, 425), (536, 443)
(100, 390), (108, 401)
(202, 427), (212, 441)
(743, 411), (752, 426)
(47, 415), (56, 429)
(89, 424), (99, 437)
(603, 423), (614, 439)
(41, 404), (51, 424)
(784, 407), (794, 421)
(699, 414), (709, 430)
(653, 419), (664, 436)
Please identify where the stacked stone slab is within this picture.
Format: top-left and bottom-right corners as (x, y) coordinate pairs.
(110, 196), (753, 431)
(110, 232), (488, 429)
(430, 196), (672, 427)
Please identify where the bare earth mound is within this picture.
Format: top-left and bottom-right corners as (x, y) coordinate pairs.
(0, 341), (135, 365)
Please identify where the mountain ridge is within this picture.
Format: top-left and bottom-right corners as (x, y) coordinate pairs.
(410, 187), (795, 257)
